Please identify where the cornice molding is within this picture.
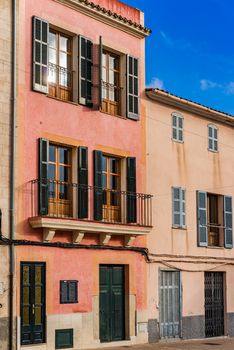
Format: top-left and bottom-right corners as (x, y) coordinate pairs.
(53, 0), (151, 38)
(146, 89), (234, 127)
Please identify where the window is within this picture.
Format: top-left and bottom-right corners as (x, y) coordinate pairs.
(60, 280), (78, 304)
(197, 192), (233, 248)
(172, 187), (186, 228)
(208, 124), (218, 152)
(102, 51), (121, 116)
(102, 155), (121, 222)
(172, 113), (183, 142)
(127, 56), (139, 120)
(48, 144), (72, 217)
(48, 30), (72, 101)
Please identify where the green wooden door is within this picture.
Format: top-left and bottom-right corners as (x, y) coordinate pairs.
(100, 265), (125, 342)
(20, 262), (46, 345)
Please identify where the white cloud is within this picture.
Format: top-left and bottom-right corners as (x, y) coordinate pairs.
(160, 31), (174, 47)
(200, 79), (221, 91)
(147, 77), (165, 90)
(226, 82), (234, 94)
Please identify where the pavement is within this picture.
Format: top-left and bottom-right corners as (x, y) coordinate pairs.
(99, 338), (234, 350)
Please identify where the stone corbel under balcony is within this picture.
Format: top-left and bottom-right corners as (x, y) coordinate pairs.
(29, 217), (151, 244)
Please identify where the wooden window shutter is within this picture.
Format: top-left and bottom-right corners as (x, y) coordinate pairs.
(93, 150), (103, 221)
(126, 56), (139, 120)
(79, 36), (93, 106)
(99, 36), (103, 109)
(78, 147), (88, 219)
(197, 191), (208, 246)
(33, 17), (49, 93)
(224, 196), (233, 248)
(38, 138), (49, 215)
(127, 157), (136, 223)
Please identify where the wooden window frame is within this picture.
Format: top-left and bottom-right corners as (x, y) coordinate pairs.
(48, 29), (73, 101)
(48, 144), (72, 218)
(101, 50), (121, 116)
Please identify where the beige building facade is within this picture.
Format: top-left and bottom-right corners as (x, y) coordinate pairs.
(145, 89), (234, 341)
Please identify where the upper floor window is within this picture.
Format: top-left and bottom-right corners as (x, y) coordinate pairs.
(102, 51), (120, 116)
(32, 17), (140, 120)
(197, 191), (233, 248)
(208, 124), (218, 152)
(172, 113), (183, 142)
(172, 187), (186, 228)
(48, 30), (72, 101)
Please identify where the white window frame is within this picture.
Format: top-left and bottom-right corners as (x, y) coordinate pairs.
(208, 124), (218, 152)
(172, 187), (186, 228)
(172, 112), (184, 143)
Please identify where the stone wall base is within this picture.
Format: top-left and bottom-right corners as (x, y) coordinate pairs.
(182, 315), (205, 339)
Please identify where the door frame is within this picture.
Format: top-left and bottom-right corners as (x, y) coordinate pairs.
(158, 268), (182, 339)
(99, 264), (126, 343)
(20, 261), (46, 345)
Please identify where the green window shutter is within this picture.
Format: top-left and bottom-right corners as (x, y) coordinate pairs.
(38, 138), (49, 215)
(127, 157), (136, 223)
(78, 147), (88, 219)
(99, 36), (103, 109)
(197, 191), (208, 246)
(127, 56), (139, 120)
(224, 196), (233, 248)
(33, 17), (49, 93)
(79, 36), (93, 106)
(93, 150), (103, 221)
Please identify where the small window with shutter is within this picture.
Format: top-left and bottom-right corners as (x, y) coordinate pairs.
(172, 187), (186, 228)
(208, 124), (218, 152)
(172, 113), (184, 142)
(60, 280), (78, 304)
(127, 56), (139, 120)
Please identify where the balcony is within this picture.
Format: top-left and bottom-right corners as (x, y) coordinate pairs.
(29, 180), (153, 245)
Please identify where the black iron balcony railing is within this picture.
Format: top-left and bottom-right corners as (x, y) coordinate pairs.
(30, 179), (153, 227)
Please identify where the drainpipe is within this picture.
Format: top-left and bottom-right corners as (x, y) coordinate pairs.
(9, 0), (16, 348)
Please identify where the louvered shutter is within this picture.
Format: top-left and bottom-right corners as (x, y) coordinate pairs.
(224, 196), (233, 248)
(127, 56), (139, 120)
(99, 36), (103, 109)
(127, 157), (136, 223)
(181, 189), (186, 226)
(93, 150), (103, 221)
(79, 36), (93, 106)
(33, 17), (49, 93)
(38, 138), (49, 215)
(197, 191), (208, 246)
(78, 147), (88, 219)
(172, 187), (181, 226)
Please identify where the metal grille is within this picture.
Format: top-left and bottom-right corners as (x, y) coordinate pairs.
(205, 272), (224, 338)
(159, 271), (181, 339)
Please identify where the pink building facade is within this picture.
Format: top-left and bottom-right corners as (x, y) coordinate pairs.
(14, 0), (152, 349)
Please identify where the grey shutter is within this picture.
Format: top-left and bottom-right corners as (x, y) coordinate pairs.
(33, 17), (49, 93)
(224, 196), (233, 248)
(68, 281), (78, 303)
(38, 138), (48, 215)
(181, 189), (186, 226)
(93, 150), (103, 221)
(197, 191), (208, 246)
(99, 36), (103, 109)
(172, 187), (181, 227)
(127, 157), (136, 223)
(127, 56), (139, 120)
(60, 281), (68, 303)
(79, 36), (93, 106)
(78, 147), (88, 219)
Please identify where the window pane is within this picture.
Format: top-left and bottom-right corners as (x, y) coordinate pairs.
(102, 67), (107, 82)
(172, 115), (177, 127)
(214, 140), (218, 151)
(87, 61), (92, 81)
(60, 35), (70, 52)
(42, 44), (47, 65)
(35, 19), (41, 40)
(174, 201), (180, 212)
(81, 59), (86, 79)
(102, 174), (107, 188)
(102, 53), (106, 67)
(59, 148), (69, 164)
(110, 175), (118, 190)
(42, 21), (48, 43)
(110, 158), (118, 173)
(129, 56), (133, 75)
(35, 42), (41, 63)
(208, 126), (213, 137)
(179, 129), (183, 141)
(173, 188), (180, 199)
(214, 128), (218, 139)
(172, 127), (177, 140)
(129, 95), (133, 113)
(42, 66), (48, 86)
(134, 77), (138, 95)
(48, 164), (55, 179)
(59, 166), (69, 182)
(87, 41), (92, 60)
(81, 80), (86, 98)
(48, 182), (55, 198)
(174, 213), (180, 225)
(134, 97), (138, 114)
(59, 184), (69, 200)
(81, 37), (86, 57)
(49, 31), (56, 48)
(87, 82), (92, 100)
(178, 117), (183, 129)
(59, 52), (68, 68)
(109, 70), (114, 85)
(35, 64), (41, 84)
(49, 48), (56, 64)
(109, 56), (115, 70)
(129, 76), (133, 94)
(209, 139), (213, 150)
(134, 58), (138, 76)
(102, 156), (107, 171)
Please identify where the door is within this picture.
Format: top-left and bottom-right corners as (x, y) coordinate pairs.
(99, 265), (125, 342)
(205, 272), (224, 337)
(21, 262), (46, 345)
(159, 270), (181, 338)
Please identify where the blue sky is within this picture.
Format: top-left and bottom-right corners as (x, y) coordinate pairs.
(124, 0), (234, 115)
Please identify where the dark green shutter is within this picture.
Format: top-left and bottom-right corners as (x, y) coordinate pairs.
(127, 157), (136, 223)
(99, 36), (103, 109)
(127, 56), (139, 120)
(224, 196), (233, 248)
(197, 191), (208, 246)
(79, 36), (93, 106)
(39, 138), (48, 215)
(78, 146), (88, 219)
(94, 150), (103, 221)
(33, 17), (49, 93)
